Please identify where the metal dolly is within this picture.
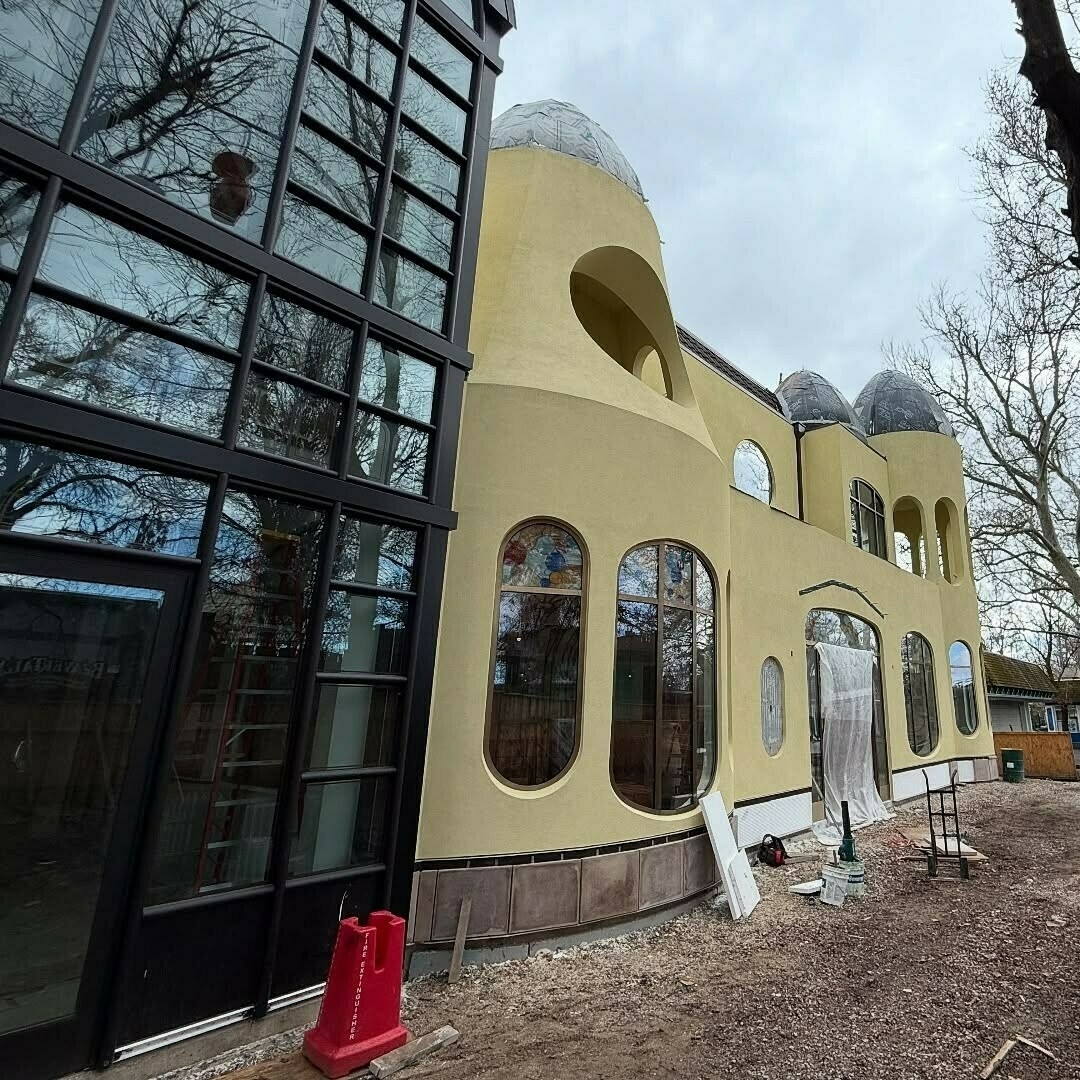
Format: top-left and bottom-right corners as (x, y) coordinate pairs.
(923, 767), (970, 880)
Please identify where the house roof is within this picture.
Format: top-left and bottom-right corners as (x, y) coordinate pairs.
(1057, 679), (1080, 704)
(983, 652), (1057, 698)
(677, 325), (783, 414)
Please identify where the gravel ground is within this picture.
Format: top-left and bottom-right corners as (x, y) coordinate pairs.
(162, 779), (1080, 1080)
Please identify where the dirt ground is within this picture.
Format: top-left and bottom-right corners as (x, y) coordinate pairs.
(170, 779), (1080, 1080)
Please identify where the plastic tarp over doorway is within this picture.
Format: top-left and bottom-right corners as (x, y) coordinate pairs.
(814, 642), (892, 842)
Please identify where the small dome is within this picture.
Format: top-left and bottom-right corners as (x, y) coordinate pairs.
(854, 370), (955, 438)
(490, 99), (644, 200)
(776, 370), (860, 427)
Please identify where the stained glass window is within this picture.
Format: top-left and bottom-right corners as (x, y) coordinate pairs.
(761, 657), (784, 756)
(500, 522), (583, 591)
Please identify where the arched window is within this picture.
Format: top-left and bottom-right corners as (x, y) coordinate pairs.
(893, 497), (926, 576)
(733, 440), (772, 504)
(949, 641), (979, 735)
(901, 632), (939, 756)
(761, 657), (784, 755)
(850, 479), (887, 558)
(488, 521), (585, 786)
(612, 542), (716, 812)
(935, 499), (960, 581)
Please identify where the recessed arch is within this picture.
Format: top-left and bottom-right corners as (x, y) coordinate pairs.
(893, 496), (927, 576)
(935, 498), (962, 582)
(635, 346), (671, 399)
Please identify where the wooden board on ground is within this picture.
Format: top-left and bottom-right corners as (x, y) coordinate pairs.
(370, 1026), (460, 1078)
(220, 1051), (320, 1080)
(898, 828), (988, 862)
(448, 896), (471, 984)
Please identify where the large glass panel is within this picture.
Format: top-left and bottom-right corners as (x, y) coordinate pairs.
(318, 3), (396, 98)
(288, 776), (391, 875)
(402, 67), (466, 152)
(384, 185), (454, 270)
(0, 0), (99, 142)
(618, 545), (657, 598)
(78, 0), (307, 240)
(359, 338), (436, 423)
(375, 250), (446, 331)
(612, 599), (657, 809)
(292, 124), (379, 224)
(438, 0), (474, 28)
(501, 523), (582, 590)
(395, 124), (460, 208)
(305, 684), (401, 771)
(320, 591), (409, 675)
(334, 518), (417, 590)
(0, 172), (40, 267)
(663, 544), (693, 605)
(38, 204), (248, 349)
(0, 573), (164, 1035)
(254, 293), (352, 391)
(694, 612), (716, 792)
(950, 640), (978, 735)
(902, 632), (939, 756)
(350, 409), (429, 493)
(694, 555), (713, 610)
(10, 294), (232, 437)
(733, 440), (772, 504)
(345, 0), (405, 41)
(238, 370), (341, 468)
(660, 606), (693, 810)
(410, 16), (471, 97)
(275, 192), (368, 291)
(304, 63), (388, 161)
(489, 591), (580, 786)
(148, 491), (324, 902)
(0, 438), (208, 555)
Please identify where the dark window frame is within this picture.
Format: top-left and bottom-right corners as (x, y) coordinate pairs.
(850, 477), (887, 559)
(902, 631), (940, 756)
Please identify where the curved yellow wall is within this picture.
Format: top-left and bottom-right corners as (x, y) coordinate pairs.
(417, 145), (994, 866)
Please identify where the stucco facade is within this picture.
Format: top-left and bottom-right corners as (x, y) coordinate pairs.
(409, 107), (995, 962)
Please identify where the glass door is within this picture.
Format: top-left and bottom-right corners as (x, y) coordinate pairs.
(0, 545), (187, 1079)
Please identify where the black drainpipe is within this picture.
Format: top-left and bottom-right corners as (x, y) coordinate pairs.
(794, 422), (806, 520)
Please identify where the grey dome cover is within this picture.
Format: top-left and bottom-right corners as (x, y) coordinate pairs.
(853, 370), (955, 438)
(490, 99), (644, 200)
(776, 369), (860, 427)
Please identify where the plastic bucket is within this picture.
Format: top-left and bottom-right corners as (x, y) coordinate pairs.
(1000, 748), (1025, 783)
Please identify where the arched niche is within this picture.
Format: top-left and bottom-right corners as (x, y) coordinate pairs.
(893, 496), (927, 576)
(935, 497), (962, 582)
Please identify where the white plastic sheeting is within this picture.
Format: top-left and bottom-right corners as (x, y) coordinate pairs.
(814, 642), (892, 843)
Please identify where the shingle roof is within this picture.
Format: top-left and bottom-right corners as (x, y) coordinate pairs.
(983, 652), (1057, 696)
(677, 325), (782, 414)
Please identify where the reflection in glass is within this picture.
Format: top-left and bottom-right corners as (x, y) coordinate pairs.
(439, 0), (475, 28)
(359, 338), (436, 422)
(0, 171), (40, 267)
(0, 573), (163, 1035)
(306, 684), (401, 771)
(78, 0), (306, 239)
(663, 545), (693, 604)
(351, 410), (428, 493)
(395, 124), (460, 208)
(334, 517), (417, 590)
(410, 16), (472, 97)
(902, 632), (939, 756)
(255, 293), (352, 390)
(238, 370), (341, 468)
(618, 544), (657, 599)
(318, 4), (397, 98)
(384, 185), (454, 270)
(0, 437), (208, 555)
(292, 124), (379, 224)
(38, 204), (249, 349)
(320, 591), (409, 674)
(694, 613), (716, 790)
(375, 250), (446, 331)
(402, 68), (466, 152)
(345, 0), (405, 41)
(850, 478), (886, 558)
(148, 491), (325, 902)
(289, 776), (391, 875)
(304, 64), (388, 161)
(275, 192), (368, 291)
(10, 294), (233, 437)
(949, 640), (978, 735)
(0, 0), (99, 142)
(733, 440), (772, 504)
(490, 591), (580, 786)
(612, 599), (657, 808)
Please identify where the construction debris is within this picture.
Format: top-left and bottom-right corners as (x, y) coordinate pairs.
(369, 1026), (460, 1079)
(979, 1034), (1057, 1078)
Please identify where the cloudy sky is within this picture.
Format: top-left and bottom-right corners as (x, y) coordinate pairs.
(492, 3), (1022, 400)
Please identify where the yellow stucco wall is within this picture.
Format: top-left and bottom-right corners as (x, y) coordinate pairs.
(416, 145), (993, 861)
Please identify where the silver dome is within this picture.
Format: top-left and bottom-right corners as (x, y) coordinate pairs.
(853, 370), (955, 438)
(489, 99), (644, 200)
(776, 370), (861, 428)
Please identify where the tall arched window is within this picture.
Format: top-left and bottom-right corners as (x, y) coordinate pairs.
(949, 640), (979, 735)
(902, 632), (939, 756)
(935, 498), (961, 581)
(761, 657), (784, 756)
(850, 479), (887, 558)
(612, 542), (716, 812)
(488, 521), (585, 786)
(733, 440), (773, 504)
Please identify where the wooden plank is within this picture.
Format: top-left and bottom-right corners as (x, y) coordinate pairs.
(447, 896), (471, 984)
(979, 1038), (1017, 1079)
(370, 1025), (460, 1078)
(993, 731), (1078, 780)
(1014, 1034), (1056, 1060)
(222, 1050), (319, 1080)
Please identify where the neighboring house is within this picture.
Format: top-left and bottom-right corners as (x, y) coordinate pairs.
(983, 652), (1058, 732)
(1054, 678), (1080, 734)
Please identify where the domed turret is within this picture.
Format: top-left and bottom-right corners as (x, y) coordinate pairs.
(853, 370), (955, 437)
(776, 370), (861, 427)
(489, 99), (644, 200)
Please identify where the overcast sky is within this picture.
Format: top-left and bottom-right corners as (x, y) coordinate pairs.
(492, 3), (1021, 400)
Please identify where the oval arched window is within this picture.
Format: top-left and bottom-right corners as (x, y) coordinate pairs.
(734, 440), (772, 504)
(949, 640), (979, 735)
(902, 632), (939, 756)
(612, 542), (717, 812)
(761, 657), (784, 756)
(488, 521), (585, 786)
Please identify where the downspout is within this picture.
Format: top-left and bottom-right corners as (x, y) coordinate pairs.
(794, 422), (806, 520)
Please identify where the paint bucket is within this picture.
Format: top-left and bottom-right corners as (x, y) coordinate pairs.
(840, 858), (866, 897)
